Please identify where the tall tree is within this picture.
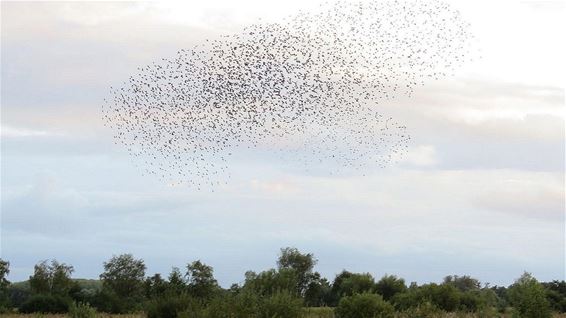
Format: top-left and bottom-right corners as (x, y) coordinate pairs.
(375, 274), (407, 301)
(29, 260), (74, 295)
(508, 272), (551, 318)
(277, 247), (317, 296)
(100, 254), (146, 299)
(0, 259), (10, 307)
(186, 260), (218, 299)
(168, 267), (186, 294)
(0, 259), (10, 291)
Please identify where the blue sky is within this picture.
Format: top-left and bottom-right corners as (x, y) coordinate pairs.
(1, 0), (564, 286)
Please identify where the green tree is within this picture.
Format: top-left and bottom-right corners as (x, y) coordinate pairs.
(259, 289), (303, 318)
(186, 260), (218, 299)
(100, 254), (146, 299)
(304, 272), (331, 307)
(335, 292), (394, 318)
(0, 259), (10, 309)
(168, 267), (186, 294)
(338, 272), (376, 297)
(244, 268), (298, 297)
(375, 274), (407, 301)
(277, 247), (317, 296)
(543, 280), (566, 312)
(508, 272), (551, 318)
(144, 273), (168, 298)
(443, 275), (481, 292)
(0, 259), (9, 290)
(29, 260), (75, 296)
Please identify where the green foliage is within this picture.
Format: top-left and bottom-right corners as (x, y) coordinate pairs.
(399, 301), (442, 318)
(543, 280), (566, 312)
(244, 268), (299, 297)
(443, 275), (481, 292)
(19, 294), (70, 313)
(234, 289), (263, 317)
(302, 306), (335, 318)
(89, 288), (132, 314)
(258, 289), (303, 318)
(335, 292), (394, 318)
(168, 267), (187, 294)
(375, 275), (407, 301)
(0, 259), (10, 309)
(29, 260), (75, 296)
(0, 259), (9, 291)
(4, 248), (566, 316)
(508, 272), (551, 318)
(304, 272), (331, 307)
(146, 293), (202, 318)
(329, 271), (376, 306)
(100, 254), (146, 300)
(68, 301), (97, 318)
(144, 273), (168, 298)
(186, 260), (219, 300)
(277, 247), (317, 296)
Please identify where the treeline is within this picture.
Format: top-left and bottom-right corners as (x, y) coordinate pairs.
(0, 248), (565, 318)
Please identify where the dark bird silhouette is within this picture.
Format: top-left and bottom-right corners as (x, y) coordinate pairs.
(101, 0), (474, 189)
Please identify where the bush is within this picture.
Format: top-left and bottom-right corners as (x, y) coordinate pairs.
(146, 293), (203, 318)
(231, 289), (261, 318)
(19, 294), (70, 313)
(68, 301), (97, 318)
(258, 290), (303, 318)
(89, 289), (128, 314)
(302, 307), (335, 318)
(335, 292), (394, 318)
(508, 273), (551, 318)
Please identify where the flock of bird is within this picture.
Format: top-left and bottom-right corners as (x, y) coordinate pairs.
(102, 0), (474, 189)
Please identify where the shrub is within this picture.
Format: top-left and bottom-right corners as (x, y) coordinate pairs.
(399, 301), (442, 318)
(231, 289), (261, 318)
(258, 290), (303, 318)
(335, 292), (394, 318)
(19, 294), (70, 313)
(146, 293), (203, 318)
(508, 272), (551, 318)
(68, 301), (97, 318)
(302, 306), (335, 318)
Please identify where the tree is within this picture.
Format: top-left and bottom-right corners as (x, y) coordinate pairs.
(375, 274), (407, 301)
(332, 271), (375, 300)
(144, 273), (168, 298)
(168, 267), (186, 294)
(29, 260), (75, 296)
(304, 272), (331, 307)
(543, 280), (566, 312)
(277, 247), (317, 296)
(335, 292), (394, 318)
(0, 259), (9, 290)
(443, 275), (481, 292)
(100, 254), (146, 299)
(0, 259), (10, 308)
(244, 268), (298, 297)
(508, 272), (551, 318)
(186, 260), (218, 299)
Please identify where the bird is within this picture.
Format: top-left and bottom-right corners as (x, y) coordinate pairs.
(101, 0), (474, 190)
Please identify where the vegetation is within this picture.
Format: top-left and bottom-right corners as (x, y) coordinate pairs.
(0, 249), (564, 317)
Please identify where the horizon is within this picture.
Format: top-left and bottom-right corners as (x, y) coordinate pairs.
(1, 0), (565, 288)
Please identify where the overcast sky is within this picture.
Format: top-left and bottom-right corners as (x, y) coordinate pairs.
(1, 0), (564, 286)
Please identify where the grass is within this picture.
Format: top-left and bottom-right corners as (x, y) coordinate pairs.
(2, 313), (566, 318)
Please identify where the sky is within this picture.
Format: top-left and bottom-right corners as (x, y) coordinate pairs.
(1, 0), (565, 286)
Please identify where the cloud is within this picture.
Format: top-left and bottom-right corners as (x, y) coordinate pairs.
(398, 145), (438, 167)
(1, 126), (59, 138)
(1, 0), (564, 286)
(474, 184), (564, 221)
